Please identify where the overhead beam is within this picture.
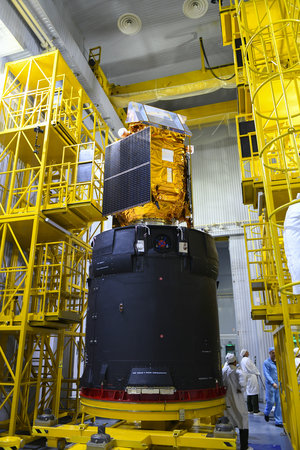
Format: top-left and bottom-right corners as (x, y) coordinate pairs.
(110, 66), (236, 108)
(176, 100), (238, 128)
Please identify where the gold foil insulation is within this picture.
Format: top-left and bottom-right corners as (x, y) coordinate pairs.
(115, 125), (191, 226)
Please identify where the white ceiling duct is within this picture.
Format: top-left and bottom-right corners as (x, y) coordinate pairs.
(182, 0), (209, 19)
(117, 13), (142, 35)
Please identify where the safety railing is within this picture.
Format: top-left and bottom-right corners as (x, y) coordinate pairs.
(274, 323), (300, 444)
(29, 241), (88, 322)
(244, 221), (296, 314)
(0, 265), (25, 321)
(232, 2), (300, 446)
(236, 0), (300, 210)
(0, 142), (104, 218)
(0, 87), (49, 130)
(0, 84), (81, 143)
(236, 115), (300, 184)
(0, 58), (108, 151)
(236, 0), (300, 308)
(0, 241), (88, 324)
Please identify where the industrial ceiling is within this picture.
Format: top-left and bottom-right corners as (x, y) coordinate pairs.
(0, 0), (237, 134)
(63, 0), (233, 84)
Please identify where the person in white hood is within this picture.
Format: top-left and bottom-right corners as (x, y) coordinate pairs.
(240, 349), (263, 415)
(294, 347), (300, 384)
(283, 193), (300, 295)
(222, 353), (253, 450)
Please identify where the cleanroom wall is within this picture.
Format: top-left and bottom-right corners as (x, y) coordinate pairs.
(191, 122), (251, 232)
(191, 122), (273, 400)
(216, 240), (238, 365)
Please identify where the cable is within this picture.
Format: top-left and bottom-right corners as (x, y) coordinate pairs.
(199, 38), (235, 81)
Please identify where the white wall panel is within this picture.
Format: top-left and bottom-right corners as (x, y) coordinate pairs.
(191, 125), (253, 230)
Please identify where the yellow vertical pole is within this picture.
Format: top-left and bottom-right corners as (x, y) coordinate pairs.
(33, 335), (45, 423)
(20, 334), (34, 428)
(0, 224), (8, 274)
(20, 61), (32, 128)
(5, 132), (22, 213)
(1, 151), (13, 210)
(0, 223), (8, 319)
(67, 333), (75, 408)
(52, 331), (64, 418)
(77, 89), (83, 141)
(7, 248), (19, 318)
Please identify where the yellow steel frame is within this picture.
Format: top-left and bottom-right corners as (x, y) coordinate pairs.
(0, 236), (88, 325)
(0, 141), (105, 228)
(0, 49), (233, 450)
(236, 113), (262, 206)
(80, 397), (226, 422)
(31, 421), (236, 450)
(0, 50), (110, 443)
(109, 66), (236, 108)
(220, 0), (300, 446)
(89, 44), (236, 124)
(243, 220), (299, 322)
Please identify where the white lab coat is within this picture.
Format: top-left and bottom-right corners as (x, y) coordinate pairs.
(222, 363), (248, 429)
(283, 194), (300, 295)
(240, 356), (260, 395)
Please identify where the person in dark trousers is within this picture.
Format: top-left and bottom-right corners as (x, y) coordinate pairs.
(263, 347), (283, 427)
(240, 349), (263, 415)
(222, 353), (253, 450)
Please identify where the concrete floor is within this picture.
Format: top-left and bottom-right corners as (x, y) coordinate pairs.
(246, 407), (293, 450)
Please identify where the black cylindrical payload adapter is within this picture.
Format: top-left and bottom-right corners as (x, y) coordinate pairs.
(80, 225), (224, 404)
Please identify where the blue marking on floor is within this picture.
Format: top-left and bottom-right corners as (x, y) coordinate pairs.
(249, 445), (281, 450)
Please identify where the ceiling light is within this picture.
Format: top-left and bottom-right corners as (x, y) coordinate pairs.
(183, 0), (209, 19)
(0, 19), (23, 57)
(117, 13), (142, 35)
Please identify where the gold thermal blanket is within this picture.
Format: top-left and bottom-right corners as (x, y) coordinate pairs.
(116, 126), (190, 226)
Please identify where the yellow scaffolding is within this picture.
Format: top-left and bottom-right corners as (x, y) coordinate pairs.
(0, 50), (109, 443)
(0, 49), (235, 450)
(31, 420), (236, 450)
(220, 0), (300, 447)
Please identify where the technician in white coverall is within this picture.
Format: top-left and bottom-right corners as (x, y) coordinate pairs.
(222, 353), (253, 450)
(283, 193), (300, 295)
(294, 347), (300, 384)
(240, 349), (263, 415)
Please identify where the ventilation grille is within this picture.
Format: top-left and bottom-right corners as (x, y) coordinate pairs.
(117, 13), (142, 35)
(182, 0), (208, 19)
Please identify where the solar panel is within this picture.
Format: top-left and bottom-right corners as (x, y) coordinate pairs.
(126, 102), (192, 136)
(102, 127), (151, 216)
